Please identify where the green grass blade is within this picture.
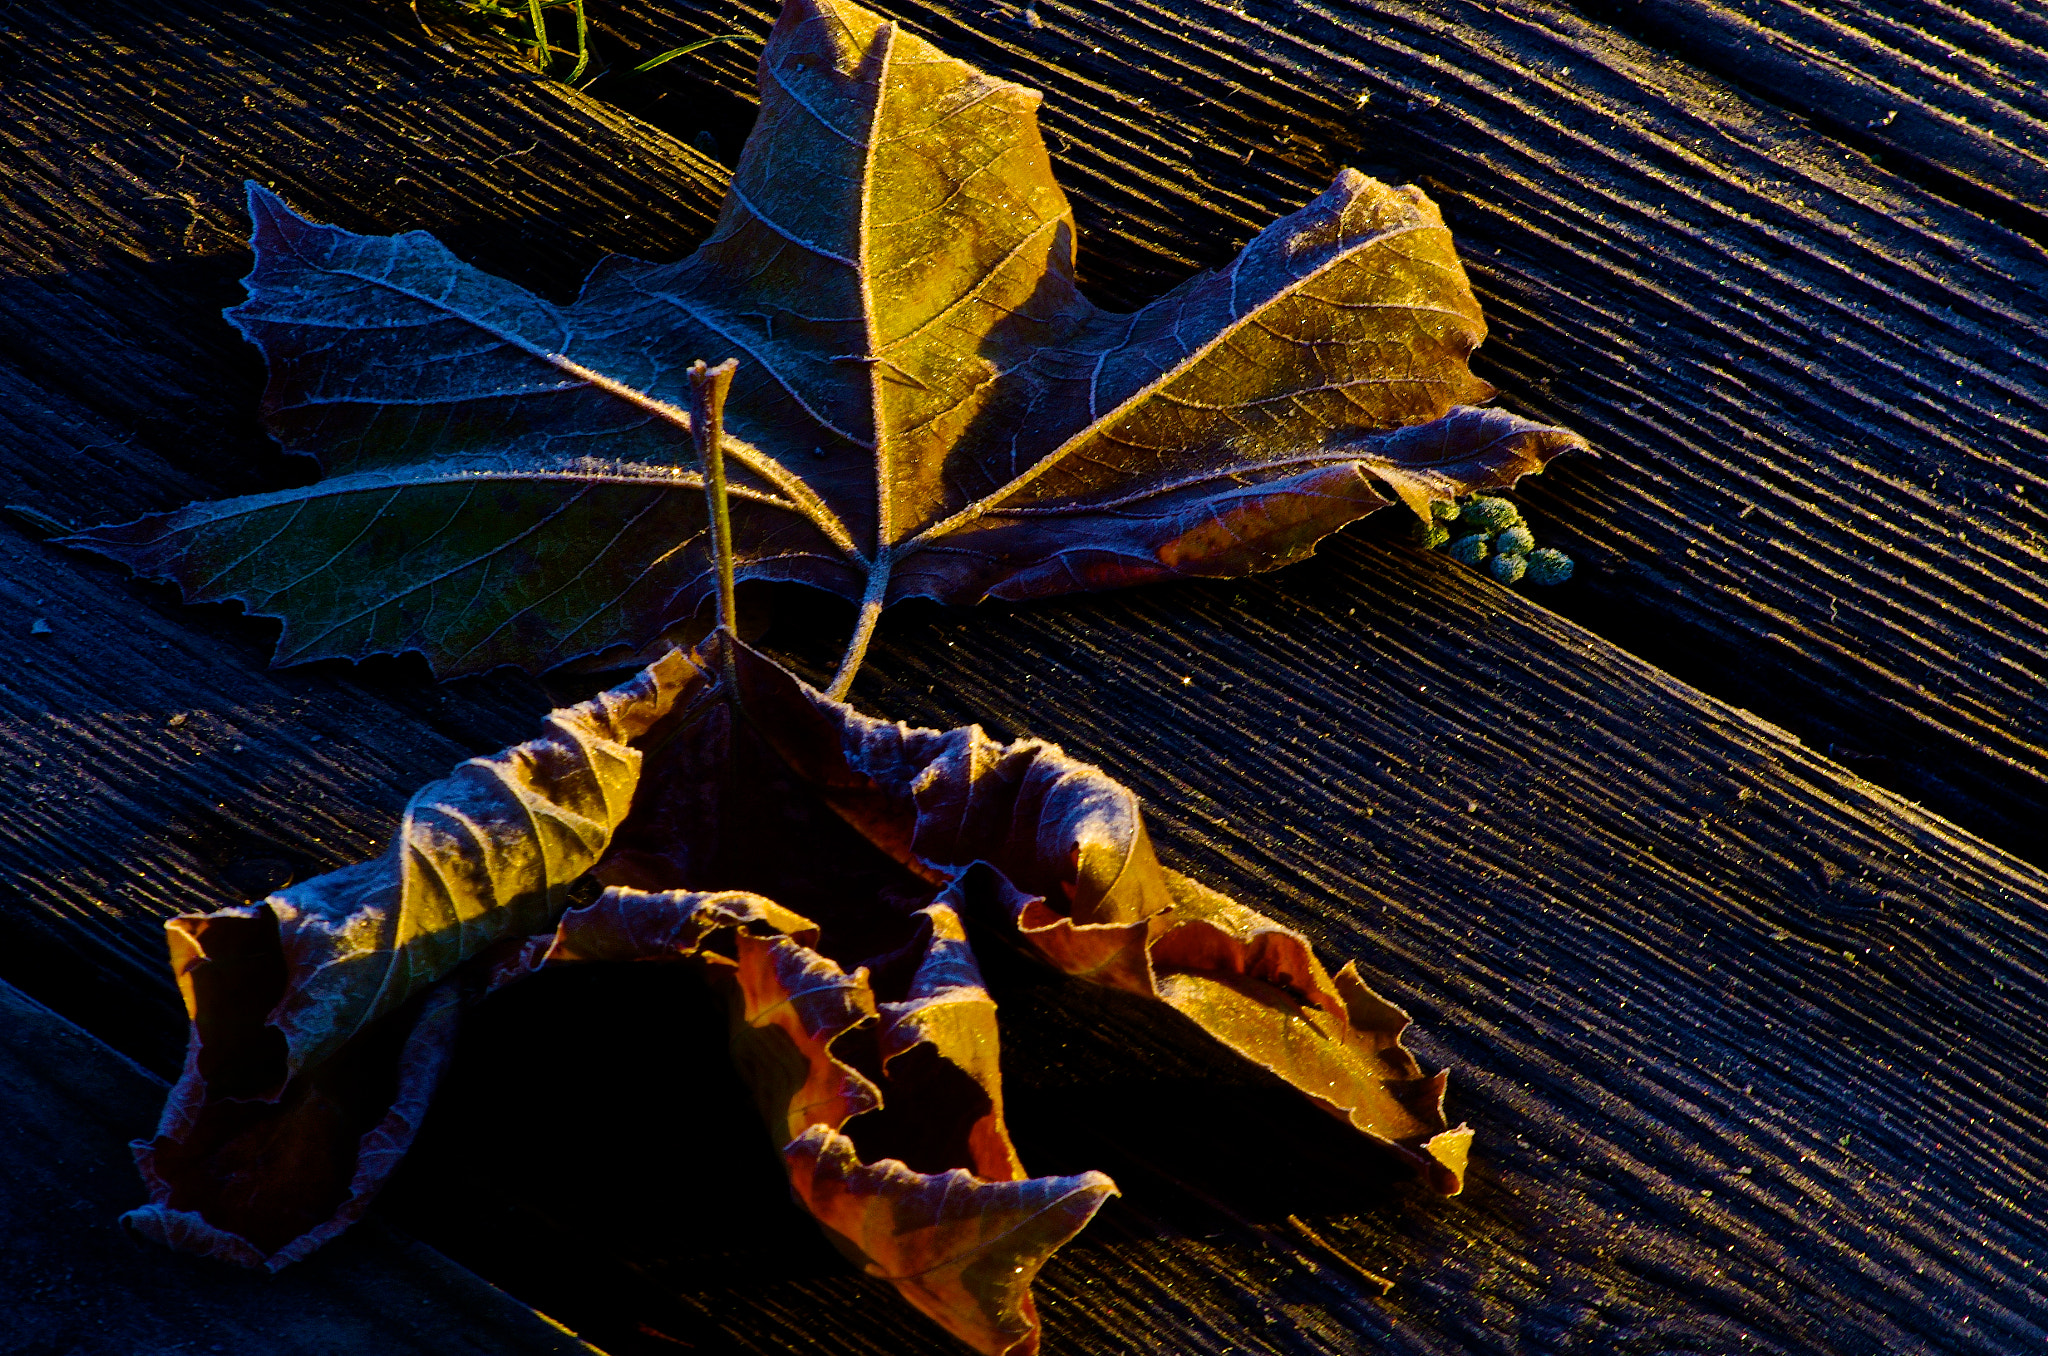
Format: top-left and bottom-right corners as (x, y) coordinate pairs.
(633, 33), (750, 73)
(526, 0), (549, 71)
(566, 0), (591, 83)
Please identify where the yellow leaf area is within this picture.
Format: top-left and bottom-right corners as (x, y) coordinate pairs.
(70, 0), (1580, 684)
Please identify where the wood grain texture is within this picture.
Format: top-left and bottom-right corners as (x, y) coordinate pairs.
(1581, 0), (2048, 236)
(380, 544), (2048, 1356)
(0, 0), (729, 1070)
(592, 0), (2048, 865)
(0, 979), (599, 1355)
(820, 538), (2048, 1355)
(0, 0), (725, 532)
(0, 1), (2044, 1354)
(0, 516), (565, 1074)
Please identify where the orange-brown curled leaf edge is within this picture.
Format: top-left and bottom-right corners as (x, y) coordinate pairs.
(125, 639), (1467, 1354)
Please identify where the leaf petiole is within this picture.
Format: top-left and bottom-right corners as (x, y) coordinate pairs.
(826, 566), (888, 702)
(678, 356), (881, 701)
(688, 358), (741, 643)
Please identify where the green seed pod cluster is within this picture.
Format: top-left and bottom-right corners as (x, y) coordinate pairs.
(1446, 533), (1491, 566)
(1408, 515), (1452, 550)
(1417, 493), (1575, 586)
(1462, 496), (1523, 534)
(1525, 547), (1575, 586)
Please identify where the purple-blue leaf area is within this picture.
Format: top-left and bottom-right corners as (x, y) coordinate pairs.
(66, 0), (1582, 676)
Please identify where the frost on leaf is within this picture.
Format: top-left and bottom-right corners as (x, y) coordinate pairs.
(126, 639), (1468, 1353)
(68, 0), (1581, 678)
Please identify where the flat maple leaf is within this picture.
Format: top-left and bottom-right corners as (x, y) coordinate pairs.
(69, 0), (1581, 687)
(127, 638), (1468, 1353)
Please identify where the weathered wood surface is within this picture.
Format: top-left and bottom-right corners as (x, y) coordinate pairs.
(0, 0), (726, 1074)
(837, 542), (2048, 1355)
(0, 1), (2044, 1354)
(0, 978), (600, 1355)
(597, 0), (2048, 865)
(1591, 0), (2048, 234)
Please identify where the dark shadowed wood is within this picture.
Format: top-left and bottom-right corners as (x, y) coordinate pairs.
(0, 980), (599, 1355)
(0, 1), (2044, 1354)
(594, 0), (2048, 866)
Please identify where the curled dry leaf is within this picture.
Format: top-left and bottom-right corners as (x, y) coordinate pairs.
(68, 0), (1582, 685)
(127, 639), (1468, 1353)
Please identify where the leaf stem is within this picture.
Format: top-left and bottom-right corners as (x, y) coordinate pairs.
(1285, 1215), (1395, 1296)
(541, 353), (857, 557)
(688, 358), (741, 642)
(826, 564), (888, 701)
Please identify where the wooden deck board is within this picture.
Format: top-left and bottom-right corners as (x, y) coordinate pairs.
(399, 543), (2048, 1353)
(0, 1), (2043, 1353)
(600, 0), (2048, 863)
(0, 979), (599, 1355)
(827, 536), (2048, 1353)
(1587, 0), (2048, 234)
